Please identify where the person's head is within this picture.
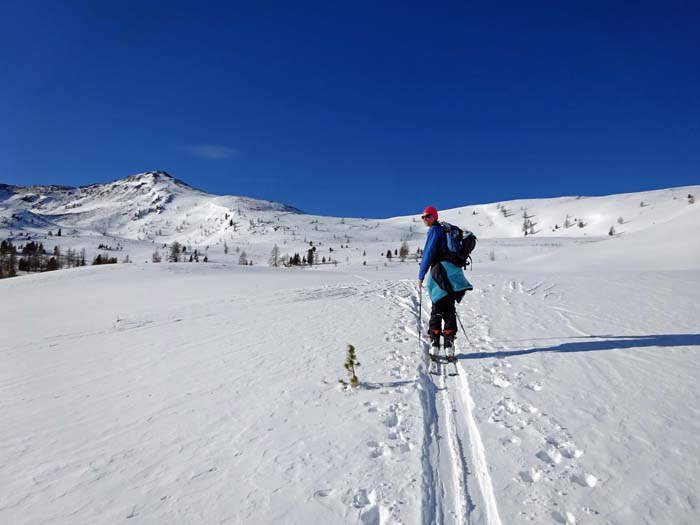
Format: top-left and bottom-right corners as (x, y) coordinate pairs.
(421, 206), (438, 226)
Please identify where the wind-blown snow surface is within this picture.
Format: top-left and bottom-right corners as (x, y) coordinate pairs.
(2, 179), (700, 524)
(3, 261), (700, 524)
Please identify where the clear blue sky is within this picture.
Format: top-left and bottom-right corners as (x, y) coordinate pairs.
(2, 1), (698, 218)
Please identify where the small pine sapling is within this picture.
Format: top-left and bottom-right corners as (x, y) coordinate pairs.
(339, 344), (361, 388)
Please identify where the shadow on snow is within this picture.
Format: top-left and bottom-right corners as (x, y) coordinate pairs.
(457, 334), (700, 360)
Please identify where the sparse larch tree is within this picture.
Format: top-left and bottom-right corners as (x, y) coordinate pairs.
(169, 242), (181, 262)
(269, 244), (280, 267)
(238, 250), (248, 265)
(399, 241), (409, 261)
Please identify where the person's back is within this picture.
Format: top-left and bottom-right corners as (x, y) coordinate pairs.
(418, 206), (457, 357)
(418, 221), (447, 282)
(419, 206), (474, 360)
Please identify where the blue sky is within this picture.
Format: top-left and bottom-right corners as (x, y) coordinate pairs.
(2, 1), (698, 218)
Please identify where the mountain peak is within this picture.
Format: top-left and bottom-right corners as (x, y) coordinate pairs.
(120, 170), (202, 193)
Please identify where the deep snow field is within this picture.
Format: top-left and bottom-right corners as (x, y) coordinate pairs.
(2, 182), (700, 524)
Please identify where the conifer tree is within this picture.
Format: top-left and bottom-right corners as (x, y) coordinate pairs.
(339, 344), (361, 388)
(169, 242), (181, 262)
(269, 244), (280, 267)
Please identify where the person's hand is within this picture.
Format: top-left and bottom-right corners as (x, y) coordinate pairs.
(418, 279), (423, 288)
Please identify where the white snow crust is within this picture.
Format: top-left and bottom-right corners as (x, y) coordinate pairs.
(2, 177), (699, 524)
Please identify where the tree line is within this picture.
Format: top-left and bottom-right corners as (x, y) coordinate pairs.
(0, 240), (91, 278)
(0, 240), (127, 279)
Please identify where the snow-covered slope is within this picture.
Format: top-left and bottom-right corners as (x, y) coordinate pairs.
(0, 171), (302, 240)
(2, 262), (699, 524)
(2, 176), (700, 524)
(1, 172), (698, 273)
(522, 202), (700, 272)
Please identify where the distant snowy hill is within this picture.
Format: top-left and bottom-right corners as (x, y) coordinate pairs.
(2, 174), (700, 524)
(1, 171), (698, 271)
(0, 171), (302, 239)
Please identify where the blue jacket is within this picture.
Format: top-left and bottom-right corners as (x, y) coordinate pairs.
(426, 261), (473, 303)
(420, 223), (473, 302)
(419, 224), (447, 281)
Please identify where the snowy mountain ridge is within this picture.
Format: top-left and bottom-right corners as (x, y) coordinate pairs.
(1, 171), (698, 271)
(0, 171), (303, 239)
(2, 171), (697, 238)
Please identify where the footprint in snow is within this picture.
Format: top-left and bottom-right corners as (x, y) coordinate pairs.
(348, 489), (384, 525)
(558, 441), (583, 459)
(571, 472), (598, 487)
(519, 467), (543, 483)
(314, 489), (333, 498)
(352, 488), (372, 508)
(552, 510), (577, 524)
(383, 411), (399, 428)
(360, 505), (381, 525)
(537, 446), (563, 465)
(500, 435), (521, 447)
(492, 375), (511, 388)
(366, 441), (389, 459)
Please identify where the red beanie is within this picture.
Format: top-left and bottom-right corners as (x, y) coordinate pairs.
(423, 206), (438, 221)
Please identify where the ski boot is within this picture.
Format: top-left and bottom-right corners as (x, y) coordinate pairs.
(429, 329), (442, 361)
(444, 329), (456, 362)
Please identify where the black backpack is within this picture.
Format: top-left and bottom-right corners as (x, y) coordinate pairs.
(440, 222), (477, 269)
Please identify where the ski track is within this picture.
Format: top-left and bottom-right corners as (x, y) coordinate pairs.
(392, 280), (501, 525)
(394, 275), (602, 524)
(460, 276), (605, 524)
(5, 270), (698, 523)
